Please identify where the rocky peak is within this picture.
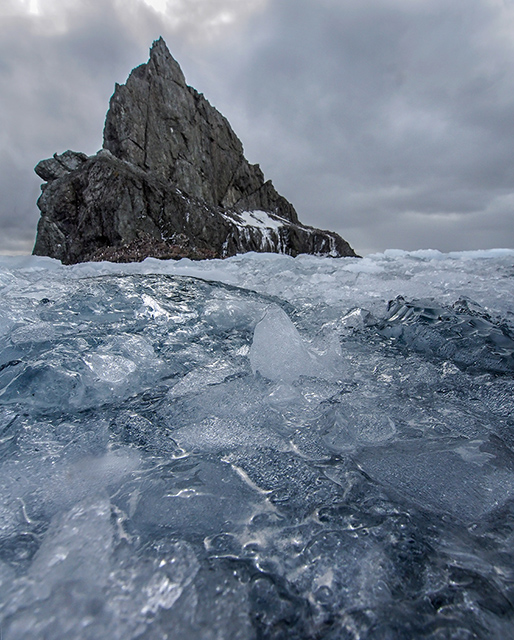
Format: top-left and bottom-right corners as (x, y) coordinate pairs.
(33, 38), (357, 264)
(102, 38), (298, 223)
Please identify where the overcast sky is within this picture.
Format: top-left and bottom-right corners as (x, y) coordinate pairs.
(2, 0), (514, 255)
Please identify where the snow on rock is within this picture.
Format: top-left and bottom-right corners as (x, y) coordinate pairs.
(235, 210), (286, 230)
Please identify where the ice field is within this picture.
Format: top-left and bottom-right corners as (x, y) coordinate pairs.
(0, 249), (513, 638)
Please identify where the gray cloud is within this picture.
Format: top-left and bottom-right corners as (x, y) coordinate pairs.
(197, 0), (514, 253)
(1, 0), (514, 254)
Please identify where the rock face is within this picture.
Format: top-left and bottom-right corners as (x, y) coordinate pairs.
(33, 38), (357, 264)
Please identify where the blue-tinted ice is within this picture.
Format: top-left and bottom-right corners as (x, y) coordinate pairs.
(0, 250), (513, 638)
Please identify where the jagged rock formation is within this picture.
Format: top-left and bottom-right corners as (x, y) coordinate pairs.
(33, 38), (357, 264)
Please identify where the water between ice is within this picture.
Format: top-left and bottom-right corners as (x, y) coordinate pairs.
(0, 250), (513, 638)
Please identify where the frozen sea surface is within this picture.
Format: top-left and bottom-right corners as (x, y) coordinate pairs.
(0, 249), (513, 639)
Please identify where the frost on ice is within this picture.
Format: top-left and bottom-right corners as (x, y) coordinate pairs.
(0, 250), (514, 639)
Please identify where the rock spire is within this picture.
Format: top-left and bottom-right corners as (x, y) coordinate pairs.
(33, 38), (357, 263)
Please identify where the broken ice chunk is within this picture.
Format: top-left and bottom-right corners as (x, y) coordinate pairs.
(249, 306), (319, 382)
(84, 353), (137, 384)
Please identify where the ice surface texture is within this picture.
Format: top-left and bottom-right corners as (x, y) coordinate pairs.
(0, 249), (514, 639)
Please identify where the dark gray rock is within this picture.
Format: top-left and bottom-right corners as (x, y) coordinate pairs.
(35, 151), (89, 182)
(33, 38), (357, 264)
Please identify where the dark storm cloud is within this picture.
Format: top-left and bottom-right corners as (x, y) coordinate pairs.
(0, 0), (265, 252)
(1, 0), (514, 254)
(0, 1), (154, 252)
(197, 0), (514, 254)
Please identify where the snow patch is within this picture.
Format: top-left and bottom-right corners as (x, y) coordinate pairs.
(225, 210), (286, 230)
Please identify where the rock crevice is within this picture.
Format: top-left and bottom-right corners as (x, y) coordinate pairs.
(33, 38), (357, 263)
